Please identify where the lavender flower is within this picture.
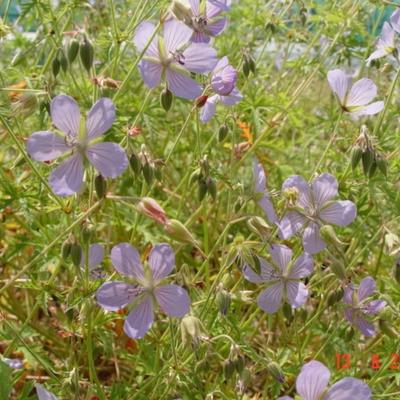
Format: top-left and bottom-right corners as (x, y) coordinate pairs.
(186, 0), (230, 43)
(243, 244), (313, 313)
(327, 69), (384, 117)
(96, 243), (190, 339)
(343, 277), (386, 337)
(211, 56), (237, 95)
(36, 384), (58, 400)
(2, 357), (23, 369)
(367, 22), (396, 64)
(27, 95), (128, 197)
(390, 8), (400, 33)
(134, 19), (217, 99)
(253, 158), (278, 224)
(80, 244), (105, 279)
(279, 174), (356, 254)
(278, 360), (371, 400)
(199, 89), (242, 122)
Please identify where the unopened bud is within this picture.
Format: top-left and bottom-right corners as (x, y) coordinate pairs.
(142, 162), (154, 185)
(218, 124), (229, 142)
(327, 288), (344, 306)
(70, 243), (83, 267)
(80, 36), (94, 72)
(181, 315), (203, 347)
(376, 154), (387, 177)
(68, 38), (79, 63)
(52, 56), (60, 77)
(195, 95), (208, 108)
(81, 223), (93, 243)
(351, 146), (362, 170)
(266, 362), (285, 384)
(129, 153), (142, 175)
(198, 178), (208, 201)
(247, 216), (271, 239)
(379, 319), (397, 338)
(94, 174), (107, 198)
(223, 359), (235, 381)
(394, 258), (400, 284)
(330, 259), (346, 280)
(160, 88), (173, 111)
(319, 225), (344, 247)
(368, 158), (377, 178)
(165, 219), (198, 246)
(137, 197), (167, 225)
(216, 289), (231, 316)
(282, 302), (293, 321)
(362, 150), (374, 175)
(60, 50), (68, 73)
(207, 177), (217, 200)
(171, 0), (193, 25)
(61, 239), (72, 260)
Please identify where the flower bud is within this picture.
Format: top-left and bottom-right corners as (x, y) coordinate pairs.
(52, 56), (60, 77)
(129, 153), (142, 175)
(70, 243), (82, 267)
(223, 359), (235, 380)
(379, 319), (397, 338)
(247, 216), (271, 239)
(362, 149), (374, 175)
(393, 258), (400, 284)
(248, 55), (256, 74)
(94, 174), (107, 198)
(142, 162), (154, 185)
(137, 197), (167, 225)
(68, 38), (80, 63)
(81, 223), (93, 243)
(165, 219), (198, 246)
(330, 260), (346, 280)
(242, 58), (250, 77)
(61, 239), (72, 260)
(60, 50), (68, 73)
(345, 326), (354, 341)
(350, 146), (362, 170)
(207, 177), (217, 200)
(160, 88), (173, 111)
(218, 124), (229, 142)
(319, 225), (344, 247)
(80, 36), (94, 72)
(282, 302), (293, 321)
(327, 288), (344, 306)
(368, 158), (377, 178)
(198, 178), (208, 201)
(216, 288), (231, 316)
(376, 154), (387, 177)
(266, 362), (285, 384)
(195, 95), (208, 108)
(181, 315), (203, 347)
(171, 1), (193, 25)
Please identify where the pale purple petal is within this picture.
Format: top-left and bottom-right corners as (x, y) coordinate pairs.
(378, 22), (395, 47)
(220, 87), (242, 105)
(192, 31), (211, 43)
(327, 69), (350, 105)
(163, 19), (193, 52)
(207, 0), (231, 18)
(259, 197), (279, 225)
(311, 173), (338, 208)
(50, 94), (80, 137)
(303, 223), (326, 254)
(35, 384), (58, 400)
(366, 49), (389, 64)
(49, 153), (84, 197)
(166, 69), (203, 99)
(269, 244), (292, 272)
(243, 257), (278, 283)
(182, 43), (218, 73)
(149, 243), (175, 282)
(124, 295), (154, 339)
(344, 308), (355, 323)
(343, 286), (354, 305)
(85, 98), (116, 140)
(211, 56), (237, 95)
(390, 8), (400, 33)
(288, 253), (313, 279)
(3, 358), (23, 369)
(155, 284), (190, 317)
(200, 95), (218, 122)
(138, 60), (163, 88)
(358, 277), (376, 301)
(324, 377), (372, 400)
(206, 17), (227, 36)
(278, 397), (293, 400)
(347, 78), (377, 107)
(189, 0), (200, 15)
(296, 360), (330, 400)
(96, 281), (138, 311)
(354, 316), (376, 337)
(351, 101), (384, 117)
(111, 243), (144, 279)
(27, 131), (70, 161)
(279, 211), (307, 239)
(364, 300), (386, 315)
(86, 142), (128, 178)
(286, 281), (309, 308)
(134, 21), (159, 57)
(257, 282), (283, 313)
(88, 244), (104, 269)
(319, 200), (356, 226)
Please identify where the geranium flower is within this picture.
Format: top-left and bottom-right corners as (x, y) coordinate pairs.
(343, 277), (386, 337)
(96, 243), (190, 339)
(253, 158), (278, 224)
(278, 360), (371, 400)
(186, 0), (231, 43)
(26, 95), (128, 197)
(243, 244), (313, 313)
(279, 174), (356, 254)
(390, 8), (400, 33)
(36, 384), (58, 400)
(211, 56), (237, 95)
(80, 243), (105, 279)
(367, 22), (396, 64)
(134, 19), (217, 99)
(327, 69), (384, 117)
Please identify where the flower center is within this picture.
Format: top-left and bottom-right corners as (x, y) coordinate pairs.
(192, 16), (208, 32)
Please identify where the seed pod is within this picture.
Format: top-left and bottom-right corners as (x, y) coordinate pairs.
(216, 289), (231, 316)
(68, 38), (80, 63)
(248, 55), (256, 74)
(52, 56), (60, 77)
(165, 219), (199, 246)
(160, 88), (173, 111)
(70, 243), (82, 267)
(94, 174), (107, 198)
(362, 150), (374, 175)
(61, 239), (72, 260)
(80, 36), (94, 72)
(60, 51), (68, 72)
(282, 302), (293, 321)
(142, 162), (154, 185)
(181, 315), (203, 347)
(129, 153), (142, 175)
(154, 165), (163, 181)
(198, 178), (208, 201)
(376, 154), (387, 177)
(266, 362), (285, 384)
(207, 177), (217, 200)
(242, 58), (250, 77)
(223, 359), (235, 381)
(368, 158), (377, 178)
(350, 146), (362, 170)
(218, 124), (229, 142)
